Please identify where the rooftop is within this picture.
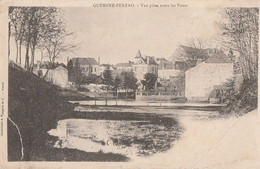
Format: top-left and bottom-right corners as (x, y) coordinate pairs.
(71, 57), (99, 66)
(115, 62), (133, 67)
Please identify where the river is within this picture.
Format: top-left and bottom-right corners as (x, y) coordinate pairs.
(48, 105), (219, 160)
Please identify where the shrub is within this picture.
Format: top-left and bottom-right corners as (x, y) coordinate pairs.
(220, 77), (257, 115)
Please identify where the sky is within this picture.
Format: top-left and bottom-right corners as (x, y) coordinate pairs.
(9, 7), (224, 65)
(62, 7), (223, 64)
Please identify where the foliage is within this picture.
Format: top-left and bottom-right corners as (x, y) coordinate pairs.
(112, 75), (122, 91)
(120, 71), (138, 91)
(221, 8), (258, 79)
(178, 38), (208, 68)
(67, 58), (85, 89)
(9, 7), (78, 72)
(83, 74), (101, 85)
(221, 79), (237, 105)
(221, 77), (257, 115)
(228, 49), (242, 74)
(141, 73), (158, 91)
(67, 59), (74, 82)
(219, 8), (258, 114)
(103, 67), (113, 88)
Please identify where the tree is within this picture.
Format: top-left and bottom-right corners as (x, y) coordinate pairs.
(113, 75), (122, 91)
(120, 71), (138, 99)
(83, 74), (100, 85)
(103, 67), (113, 105)
(9, 7), (26, 65)
(227, 49), (235, 63)
(219, 8), (258, 114)
(221, 8), (258, 79)
(103, 67), (113, 88)
(178, 38), (208, 67)
(9, 7), (78, 72)
(141, 73), (157, 91)
(44, 32), (78, 63)
(69, 58), (84, 89)
(113, 75), (122, 105)
(67, 59), (74, 82)
(228, 49), (241, 74)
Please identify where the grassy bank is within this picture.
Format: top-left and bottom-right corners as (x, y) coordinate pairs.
(220, 77), (257, 115)
(8, 64), (128, 161)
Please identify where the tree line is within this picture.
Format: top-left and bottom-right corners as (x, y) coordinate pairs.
(67, 59), (158, 94)
(220, 8), (258, 114)
(8, 7), (77, 72)
(67, 59), (139, 93)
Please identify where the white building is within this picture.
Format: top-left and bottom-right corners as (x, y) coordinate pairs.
(45, 65), (68, 88)
(99, 64), (116, 76)
(115, 62), (133, 72)
(71, 58), (100, 76)
(185, 49), (233, 101)
(133, 50), (159, 81)
(158, 69), (182, 81)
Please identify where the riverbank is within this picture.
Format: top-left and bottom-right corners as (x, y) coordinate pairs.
(70, 100), (223, 111)
(8, 65), (128, 161)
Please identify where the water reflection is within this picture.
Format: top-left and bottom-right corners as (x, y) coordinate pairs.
(48, 118), (181, 159)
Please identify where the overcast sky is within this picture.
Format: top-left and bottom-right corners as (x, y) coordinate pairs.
(63, 7), (223, 64)
(9, 7), (224, 65)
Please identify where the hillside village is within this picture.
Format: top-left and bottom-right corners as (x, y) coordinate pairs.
(32, 45), (237, 103)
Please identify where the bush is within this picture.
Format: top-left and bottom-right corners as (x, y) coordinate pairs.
(220, 77), (257, 115)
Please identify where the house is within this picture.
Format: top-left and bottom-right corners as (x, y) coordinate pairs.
(70, 57), (100, 76)
(133, 50), (159, 81)
(99, 64), (116, 76)
(155, 58), (174, 70)
(185, 49), (233, 101)
(33, 61), (52, 77)
(115, 62), (134, 72)
(45, 64), (68, 88)
(158, 69), (182, 81)
(170, 45), (208, 71)
(170, 45), (208, 63)
(111, 62), (133, 79)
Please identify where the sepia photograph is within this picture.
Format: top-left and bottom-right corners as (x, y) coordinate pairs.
(1, 1), (259, 168)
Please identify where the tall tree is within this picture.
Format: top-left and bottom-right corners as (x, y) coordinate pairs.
(141, 73), (157, 91)
(67, 59), (74, 82)
(9, 7), (78, 72)
(69, 58), (84, 89)
(103, 67), (113, 87)
(221, 8), (259, 79)
(219, 8), (258, 114)
(120, 71), (138, 99)
(178, 38), (208, 68)
(103, 66), (113, 105)
(9, 7), (26, 64)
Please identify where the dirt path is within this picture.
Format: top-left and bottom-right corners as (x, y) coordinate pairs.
(134, 109), (260, 169)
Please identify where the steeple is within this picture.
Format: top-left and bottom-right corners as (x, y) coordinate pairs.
(135, 49), (142, 58)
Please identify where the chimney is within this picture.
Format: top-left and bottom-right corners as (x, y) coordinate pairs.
(147, 56), (150, 64)
(98, 57), (100, 65)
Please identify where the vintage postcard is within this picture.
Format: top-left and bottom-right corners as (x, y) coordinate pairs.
(0, 0), (259, 168)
